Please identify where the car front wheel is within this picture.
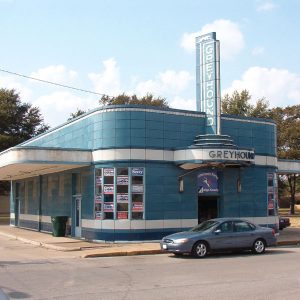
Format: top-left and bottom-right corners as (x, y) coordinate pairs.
(252, 239), (266, 254)
(192, 241), (208, 258)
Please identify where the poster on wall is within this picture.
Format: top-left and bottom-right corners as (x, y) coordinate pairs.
(96, 176), (102, 186)
(132, 168), (144, 176)
(132, 202), (143, 212)
(94, 202), (102, 220)
(117, 176), (129, 185)
(104, 168), (114, 176)
(132, 185), (144, 193)
(267, 172), (277, 215)
(197, 171), (218, 193)
(268, 200), (275, 210)
(117, 211), (128, 219)
(103, 202), (114, 212)
(104, 185), (114, 194)
(95, 195), (102, 203)
(117, 193), (128, 202)
(95, 211), (102, 220)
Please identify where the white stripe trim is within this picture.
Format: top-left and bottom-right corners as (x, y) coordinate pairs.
(222, 116), (276, 126)
(278, 160), (300, 173)
(19, 214), (39, 222)
(17, 214), (71, 224)
(93, 148), (277, 166)
(10, 216), (279, 230)
(81, 217), (279, 230)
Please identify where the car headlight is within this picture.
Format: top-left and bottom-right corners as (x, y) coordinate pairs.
(174, 238), (189, 244)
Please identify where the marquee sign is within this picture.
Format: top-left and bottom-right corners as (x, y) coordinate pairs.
(196, 32), (221, 135)
(208, 149), (255, 161)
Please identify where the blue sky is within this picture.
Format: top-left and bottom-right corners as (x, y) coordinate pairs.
(0, 0), (299, 127)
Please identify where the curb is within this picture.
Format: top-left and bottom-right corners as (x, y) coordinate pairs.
(0, 231), (81, 251)
(41, 243), (82, 251)
(0, 232), (42, 247)
(82, 249), (163, 258)
(1, 230), (300, 257)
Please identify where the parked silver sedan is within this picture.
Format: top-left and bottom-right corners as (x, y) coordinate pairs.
(160, 218), (277, 258)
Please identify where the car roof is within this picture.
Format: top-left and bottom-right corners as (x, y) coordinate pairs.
(208, 218), (253, 223)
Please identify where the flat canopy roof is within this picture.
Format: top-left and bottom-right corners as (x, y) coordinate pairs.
(0, 148), (92, 180)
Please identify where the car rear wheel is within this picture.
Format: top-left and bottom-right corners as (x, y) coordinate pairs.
(252, 239), (266, 254)
(192, 241), (208, 258)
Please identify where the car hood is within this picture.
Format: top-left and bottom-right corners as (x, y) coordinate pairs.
(163, 231), (204, 240)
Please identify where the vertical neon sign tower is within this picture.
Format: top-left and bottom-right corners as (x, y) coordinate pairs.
(196, 32), (221, 135)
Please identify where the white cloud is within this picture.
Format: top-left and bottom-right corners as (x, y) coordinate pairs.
(30, 65), (78, 84)
(33, 91), (98, 127)
(134, 70), (193, 96)
(252, 46), (265, 56)
(222, 66), (300, 107)
(180, 19), (245, 60)
(0, 74), (32, 100)
(257, 1), (278, 12)
(169, 96), (196, 111)
(88, 58), (121, 96)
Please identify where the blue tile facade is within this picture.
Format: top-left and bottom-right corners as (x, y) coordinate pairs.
(11, 106), (278, 241)
(22, 106), (206, 150)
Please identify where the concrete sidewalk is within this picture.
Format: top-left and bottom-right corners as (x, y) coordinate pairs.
(0, 225), (161, 258)
(0, 225), (299, 258)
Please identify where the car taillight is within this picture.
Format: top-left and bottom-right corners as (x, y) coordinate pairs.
(272, 229), (275, 236)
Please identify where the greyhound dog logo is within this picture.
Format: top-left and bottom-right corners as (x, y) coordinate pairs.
(203, 177), (212, 188)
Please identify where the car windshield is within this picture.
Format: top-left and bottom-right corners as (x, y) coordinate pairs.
(190, 220), (219, 232)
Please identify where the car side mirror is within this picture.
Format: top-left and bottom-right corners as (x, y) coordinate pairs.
(214, 229), (221, 234)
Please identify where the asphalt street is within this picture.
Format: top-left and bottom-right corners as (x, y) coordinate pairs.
(1, 235), (300, 300)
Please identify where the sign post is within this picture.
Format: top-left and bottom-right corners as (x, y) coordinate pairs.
(196, 32), (221, 135)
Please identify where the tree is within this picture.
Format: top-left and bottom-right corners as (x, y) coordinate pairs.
(68, 108), (86, 121)
(0, 88), (49, 152)
(222, 89), (270, 118)
(99, 93), (169, 108)
(269, 105), (300, 214)
(0, 88), (49, 194)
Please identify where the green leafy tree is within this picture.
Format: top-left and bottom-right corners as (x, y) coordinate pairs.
(68, 108), (86, 121)
(269, 105), (300, 214)
(0, 88), (49, 152)
(0, 88), (49, 194)
(99, 93), (169, 108)
(222, 89), (270, 118)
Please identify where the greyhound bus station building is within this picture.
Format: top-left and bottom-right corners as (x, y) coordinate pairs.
(0, 33), (299, 241)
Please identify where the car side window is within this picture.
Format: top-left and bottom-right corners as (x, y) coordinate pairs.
(233, 221), (253, 232)
(217, 221), (233, 233)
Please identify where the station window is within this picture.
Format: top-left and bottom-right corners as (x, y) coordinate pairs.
(94, 167), (144, 220)
(131, 168), (144, 220)
(103, 168), (114, 220)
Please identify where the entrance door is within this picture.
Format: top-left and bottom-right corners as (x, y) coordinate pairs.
(74, 195), (82, 237)
(198, 196), (218, 223)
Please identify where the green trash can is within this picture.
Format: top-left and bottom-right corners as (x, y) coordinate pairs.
(51, 216), (68, 237)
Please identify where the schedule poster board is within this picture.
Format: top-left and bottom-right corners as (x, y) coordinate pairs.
(104, 185), (114, 194)
(104, 168), (114, 176)
(103, 202), (114, 212)
(132, 185), (144, 193)
(117, 176), (129, 185)
(132, 202), (143, 212)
